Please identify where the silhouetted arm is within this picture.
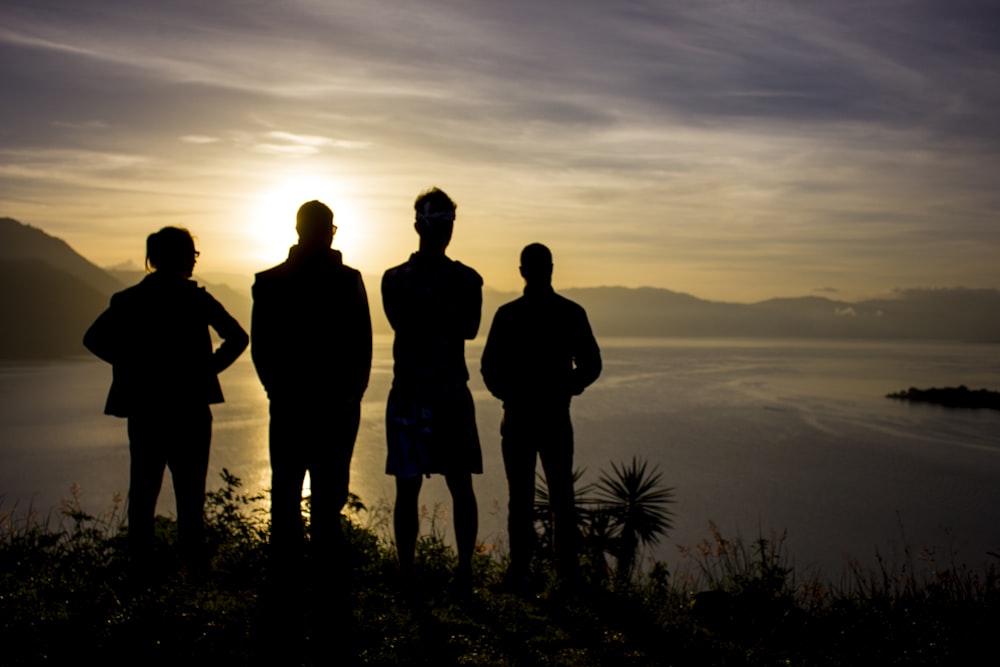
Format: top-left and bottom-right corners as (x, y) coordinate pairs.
(83, 299), (120, 364)
(569, 308), (601, 396)
(480, 308), (510, 401)
(207, 292), (248, 374)
(458, 268), (483, 340)
(250, 279), (277, 392)
(381, 270), (409, 333)
(350, 273), (373, 401)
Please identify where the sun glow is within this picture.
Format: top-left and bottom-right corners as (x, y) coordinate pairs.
(249, 174), (368, 268)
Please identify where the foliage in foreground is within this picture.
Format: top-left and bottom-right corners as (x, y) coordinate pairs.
(1, 470), (999, 666)
(534, 457), (676, 585)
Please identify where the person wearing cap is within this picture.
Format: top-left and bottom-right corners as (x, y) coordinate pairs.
(251, 200), (372, 586)
(382, 187), (483, 590)
(481, 242), (601, 591)
(84, 226), (248, 571)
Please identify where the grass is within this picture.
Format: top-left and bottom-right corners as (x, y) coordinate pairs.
(2, 471), (998, 666)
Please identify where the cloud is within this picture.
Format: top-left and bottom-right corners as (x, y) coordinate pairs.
(180, 135), (220, 145)
(5, 1), (999, 151)
(0, 0), (998, 299)
(0, 148), (148, 182)
(212, 130), (372, 155)
(259, 131), (369, 151)
(0, 26), (95, 56)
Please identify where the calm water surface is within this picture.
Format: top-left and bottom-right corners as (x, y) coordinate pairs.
(2, 337), (999, 575)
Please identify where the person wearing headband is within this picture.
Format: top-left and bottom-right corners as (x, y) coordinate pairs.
(382, 187), (483, 592)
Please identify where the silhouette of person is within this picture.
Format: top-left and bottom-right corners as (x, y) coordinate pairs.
(382, 187), (483, 589)
(251, 200), (372, 579)
(481, 243), (601, 589)
(83, 226), (248, 569)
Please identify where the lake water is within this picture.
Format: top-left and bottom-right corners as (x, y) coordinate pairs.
(2, 337), (999, 577)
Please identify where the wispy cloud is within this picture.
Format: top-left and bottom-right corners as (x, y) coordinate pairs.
(254, 131), (370, 153)
(180, 135), (220, 145)
(0, 148), (149, 182)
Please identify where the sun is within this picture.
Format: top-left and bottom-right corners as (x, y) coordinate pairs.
(249, 174), (367, 267)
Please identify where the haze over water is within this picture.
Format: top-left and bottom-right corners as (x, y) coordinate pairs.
(3, 337), (998, 577)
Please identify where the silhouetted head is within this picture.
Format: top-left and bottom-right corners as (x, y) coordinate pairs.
(519, 243), (553, 286)
(146, 227), (198, 278)
(296, 200), (336, 250)
(414, 187), (456, 253)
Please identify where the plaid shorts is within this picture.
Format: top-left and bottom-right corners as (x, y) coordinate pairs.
(385, 384), (482, 478)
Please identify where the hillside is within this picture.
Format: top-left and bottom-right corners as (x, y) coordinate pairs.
(562, 287), (1000, 342)
(0, 218), (123, 296)
(0, 259), (110, 357)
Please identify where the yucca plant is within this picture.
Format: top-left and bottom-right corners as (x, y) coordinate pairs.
(594, 456), (675, 582)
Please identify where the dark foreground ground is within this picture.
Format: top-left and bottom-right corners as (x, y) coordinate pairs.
(2, 475), (998, 666)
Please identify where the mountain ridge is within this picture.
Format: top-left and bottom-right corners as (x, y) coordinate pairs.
(2, 217), (998, 358)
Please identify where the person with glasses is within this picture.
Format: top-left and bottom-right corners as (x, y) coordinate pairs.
(84, 226), (248, 572)
(251, 200), (372, 596)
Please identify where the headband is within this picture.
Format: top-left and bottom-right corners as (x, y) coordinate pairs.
(416, 200), (456, 226)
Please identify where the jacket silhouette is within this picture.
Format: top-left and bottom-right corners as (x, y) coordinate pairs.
(481, 244), (601, 589)
(85, 271), (248, 416)
(251, 238), (372, 610)
(252, 246), (372, 403)
(84, 233), (248, 571)
(481, 283), (601, 411)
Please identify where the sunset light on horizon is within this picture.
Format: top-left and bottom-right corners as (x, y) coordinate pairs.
(2, 1), (999, 302)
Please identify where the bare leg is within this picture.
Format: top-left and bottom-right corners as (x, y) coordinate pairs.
(445, 472), (478, 581)
(394, 476), (423, 580)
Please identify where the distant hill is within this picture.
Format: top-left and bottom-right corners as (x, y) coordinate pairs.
(2, 216), (999, 359)
(0, 219), (127, 358)
(0, 218), (123, 296)
(0, 258), (109, 357)
(562, 287), (1000, 342)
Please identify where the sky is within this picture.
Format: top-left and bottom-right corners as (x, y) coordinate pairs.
(1, 0), (999, 302)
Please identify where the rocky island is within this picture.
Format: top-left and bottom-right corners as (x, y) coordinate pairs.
(886, 385), (1000, 410)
